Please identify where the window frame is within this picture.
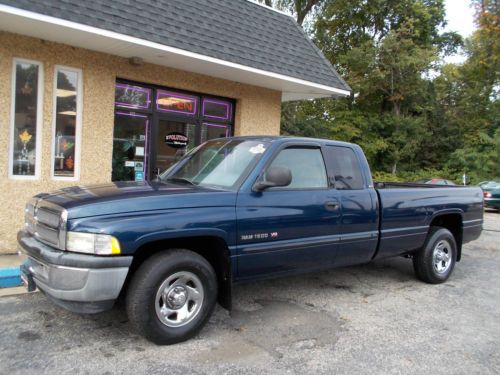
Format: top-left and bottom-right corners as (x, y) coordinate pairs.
(50, 65), (83, 181)
(8, 58), (44, 180)
(258, 143), (330, 191)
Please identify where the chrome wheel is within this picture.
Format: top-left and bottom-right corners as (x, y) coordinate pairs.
(155, 271), (204, 328)
(432, 240), (452, 274)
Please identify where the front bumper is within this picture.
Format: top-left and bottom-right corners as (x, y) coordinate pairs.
(18, 230), (133, 313)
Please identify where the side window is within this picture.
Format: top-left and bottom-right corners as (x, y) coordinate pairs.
(325, 146), (364, 190)
(267, 147), (328, 189)
(52, 66), (82, 180)
(9, 59), (43, 179)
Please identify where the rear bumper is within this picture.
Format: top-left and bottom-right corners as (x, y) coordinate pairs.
(18, 230), (132, 313)
(484, 198), (500, 209)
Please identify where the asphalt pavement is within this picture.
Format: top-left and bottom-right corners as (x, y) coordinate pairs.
(1, 212), (499, 375)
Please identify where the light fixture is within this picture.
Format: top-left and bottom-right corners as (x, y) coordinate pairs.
(129, 56), (144, 66)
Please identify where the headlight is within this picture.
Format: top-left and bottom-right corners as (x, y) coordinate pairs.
(66, 232), (121, 255)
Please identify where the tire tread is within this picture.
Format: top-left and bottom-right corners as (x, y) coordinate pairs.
(126, 249), (217, 345)
(413, 226), (457, 284)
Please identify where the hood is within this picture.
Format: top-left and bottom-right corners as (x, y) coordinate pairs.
(37, 181), (236, 219)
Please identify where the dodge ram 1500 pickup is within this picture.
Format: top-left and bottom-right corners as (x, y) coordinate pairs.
(18, 137), (484, 344)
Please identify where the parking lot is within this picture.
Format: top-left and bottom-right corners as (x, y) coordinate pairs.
(1, 212), (499, 375)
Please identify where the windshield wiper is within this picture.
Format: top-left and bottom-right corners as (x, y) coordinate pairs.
(165, 177), (195, 186)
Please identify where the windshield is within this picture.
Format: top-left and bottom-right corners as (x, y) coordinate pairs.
(161, 139), (269, 189)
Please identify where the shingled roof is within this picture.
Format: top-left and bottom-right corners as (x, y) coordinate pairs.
(0, 0), (351, 97)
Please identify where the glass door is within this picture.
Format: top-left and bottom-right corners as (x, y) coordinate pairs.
(151, 119), (197, 179)
(111, 112), (149, 182)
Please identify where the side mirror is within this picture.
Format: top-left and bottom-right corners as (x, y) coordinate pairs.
(252, 166), (292, 192)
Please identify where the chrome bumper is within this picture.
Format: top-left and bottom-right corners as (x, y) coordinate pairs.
(18, 230), (133, 313)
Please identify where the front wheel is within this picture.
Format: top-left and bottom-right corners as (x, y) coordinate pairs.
(413, 227), (457, 284)
(126, 249), (217, 345)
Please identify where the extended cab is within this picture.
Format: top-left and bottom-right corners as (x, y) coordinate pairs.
(18, 137), (484, 344)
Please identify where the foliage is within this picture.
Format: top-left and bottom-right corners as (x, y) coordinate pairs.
(273, 0), (499, 184)
(372, 167), (462, 184)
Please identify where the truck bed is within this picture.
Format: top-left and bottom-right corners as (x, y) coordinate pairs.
(373, 183), (484, 259)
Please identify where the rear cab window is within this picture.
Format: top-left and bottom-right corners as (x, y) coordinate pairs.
(324, 145), (365, 190)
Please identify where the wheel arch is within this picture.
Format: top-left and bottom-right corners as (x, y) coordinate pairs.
(428, 211), (463, 261)
(125, 234), (232, 310)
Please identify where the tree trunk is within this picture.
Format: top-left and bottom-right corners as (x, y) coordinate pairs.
(296, 0), (321, 26)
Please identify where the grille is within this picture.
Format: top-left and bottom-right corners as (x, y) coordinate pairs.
(25, 198), (66, 249)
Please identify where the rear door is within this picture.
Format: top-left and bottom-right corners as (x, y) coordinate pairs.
(323, 145), (379, 266)
(235, 144), (342, 279)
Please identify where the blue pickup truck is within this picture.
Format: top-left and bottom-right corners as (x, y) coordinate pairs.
(19, 136), (483, 344)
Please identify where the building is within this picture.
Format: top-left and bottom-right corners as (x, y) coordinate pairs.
(0, 0), (351, 254)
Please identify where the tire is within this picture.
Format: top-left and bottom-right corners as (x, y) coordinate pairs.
(413, 227), (457, 284)
(126, 249), (217, 345)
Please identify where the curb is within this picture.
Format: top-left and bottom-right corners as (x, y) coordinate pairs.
(0, 267), (22, 288)
(0, 286), (32, 297)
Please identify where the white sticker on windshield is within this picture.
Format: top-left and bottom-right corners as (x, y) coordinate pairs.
(249, 144), (266, 154)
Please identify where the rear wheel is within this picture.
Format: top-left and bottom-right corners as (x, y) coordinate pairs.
(126, 249), (217, 345)
(413, 227), (457, 284)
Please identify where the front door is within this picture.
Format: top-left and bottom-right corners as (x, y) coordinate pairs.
(111, 80), (235, 182)
(236, 145), (342, 279)
(151, 119), (197, 180)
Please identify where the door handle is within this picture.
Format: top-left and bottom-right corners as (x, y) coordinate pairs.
(325, 201), (339, 211)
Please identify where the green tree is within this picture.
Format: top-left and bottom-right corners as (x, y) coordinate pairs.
(443, 0), (499, 181)
(268, 0), (497, 182)
(311, 0), (460, 174)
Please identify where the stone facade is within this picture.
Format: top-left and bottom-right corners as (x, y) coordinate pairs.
(0, 31), (282, 253)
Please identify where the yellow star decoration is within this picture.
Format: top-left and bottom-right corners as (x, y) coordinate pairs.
(19, 130), (32, 144)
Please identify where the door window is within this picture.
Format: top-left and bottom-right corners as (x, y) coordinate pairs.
(112, 112), (149, 182)
(325, 146), (364, 189)
(153, 120), (197, 179)
(267, 148), (328, 189)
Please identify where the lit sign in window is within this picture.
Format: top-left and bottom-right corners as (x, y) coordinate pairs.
(202, 98), (232, 121)
(115, 83), (151, 109)
(157, 90), (198, 115)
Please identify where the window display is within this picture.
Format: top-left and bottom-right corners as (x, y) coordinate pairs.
(115, 83), (151, 110)
(52, 67), (81, 178)
(10, 60), (42, 178)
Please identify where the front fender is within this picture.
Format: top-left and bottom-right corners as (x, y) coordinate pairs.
(67, 207), (237, 255)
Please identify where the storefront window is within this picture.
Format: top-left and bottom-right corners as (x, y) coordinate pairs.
(202, 123), (230, 143)
(202, 98), (232, 121)
(52, 67), (82, 179)
(115, 83), (151, 110)
(157, 90), (198, 116)
(112, 81), (235, 182)
(10, 59), (43, 178)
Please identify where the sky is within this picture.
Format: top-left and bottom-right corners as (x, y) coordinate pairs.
(443, 0), (476, 63)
